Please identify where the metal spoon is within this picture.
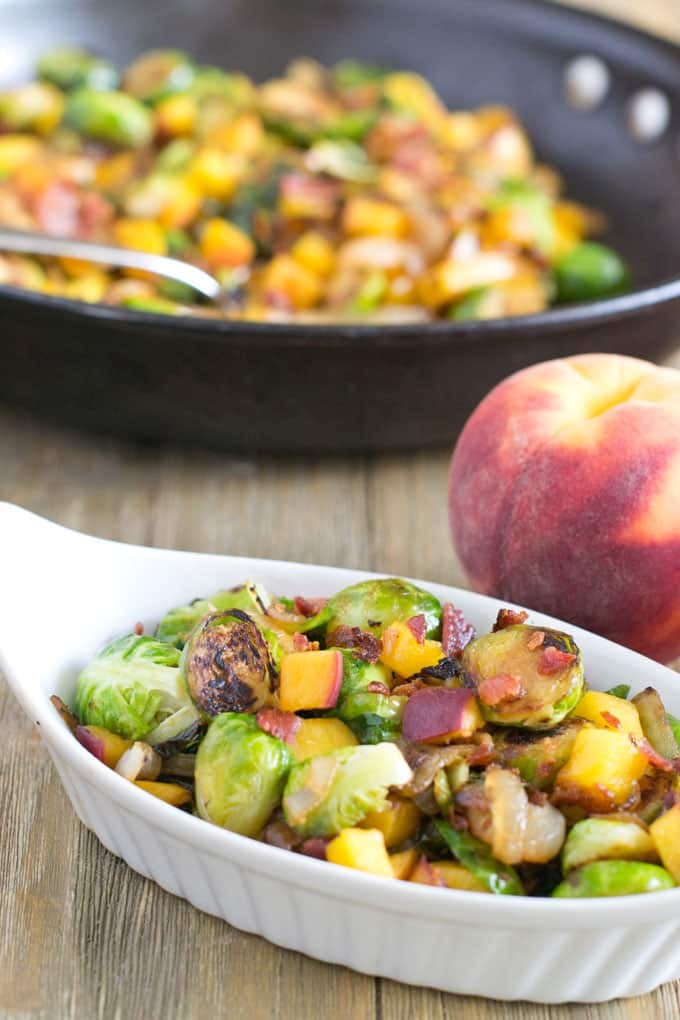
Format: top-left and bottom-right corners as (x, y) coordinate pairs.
(0, 227), (222, 300)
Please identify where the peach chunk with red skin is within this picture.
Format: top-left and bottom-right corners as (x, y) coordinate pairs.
(448, 354), (680, 662)
(279, 649), (343, 712)
(402, 687), (483, 744)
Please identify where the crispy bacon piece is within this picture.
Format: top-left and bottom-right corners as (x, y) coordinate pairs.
(477, 673), (526, 707)
(293, 596), (328, 617)
(631, 736), (678, 774)
(326, 625), (382, 663)
(392, 679), (427, 698)
(133, 621), (145, 636)
(493, 608), (529, 632)
(366, 680), (391, 695)
(601, 711), (622, 730)
(300, 837), (330, 860)
(526, 630), (545, 651)
(537, 646), (576, 675)
(292, 631), (319, 652)
(406, 614), (426, 644)
(256, 707), (301, 745)
(441, 603), (475, 658)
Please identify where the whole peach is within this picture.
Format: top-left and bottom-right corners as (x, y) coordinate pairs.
(448, 354), (680, 662)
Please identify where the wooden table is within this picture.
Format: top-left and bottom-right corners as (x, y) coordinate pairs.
(1, 2), (679, 1016)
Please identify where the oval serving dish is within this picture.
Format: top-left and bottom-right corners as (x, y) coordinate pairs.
(2, 501), (680, 1004)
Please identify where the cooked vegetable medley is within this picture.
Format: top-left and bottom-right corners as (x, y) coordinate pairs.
(1, 50), (630, 320)
(54, 577), (680, 898)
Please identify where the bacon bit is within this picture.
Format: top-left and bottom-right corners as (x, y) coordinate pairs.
(293, 596), (328, 617)
(366, 681), (391, 695)
(406, 614), (426, 644)
(537, 646), (576, 676)
(300, 837), (330, 861)
(441, 603), (475, 658)
(78, 190), (114, 238)
(133, 621), (145, 636)
(526, 630), (545, 651)
(50, 694), (78, 733)
(256, 707), (302, 745)
(631, 736), (676, 774)
(601, 711), (622, 730)
(478, 673), (526, 707)
(326, 625), (382, 663)
(414, 856), (446, 887)
(391, 680), (422, 698)
(32, 181), (80, 237)
(292, 632), (319, 652)
(467, 743), (495, 767)
(493, 608), (529, 632)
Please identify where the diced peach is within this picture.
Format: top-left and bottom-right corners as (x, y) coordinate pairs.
(575, 690), (643, 737)
(279, 649), (343, 712)
(290, 717), (358, 761)
(75, 725), (133, 769)
(434, 861), (488, 893)
(343, 196), (409, 238)
(326, 827), (393, 877)
(135, 781), (192, 807)
(650, 803), (680, 883)
(155, 94), (197, 137)
(291, 231), (335, 277)
(360, 796), (421, 848)
(380, 621), (444, 678)
(200, 217), (255, 268)
(402, 687), (483, 744)
(390, 848), (419, 880)
(555, 728), (648, 810)
(188, 148), (245, 200)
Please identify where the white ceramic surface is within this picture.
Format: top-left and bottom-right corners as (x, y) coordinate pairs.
(2, 502), (680, 1005)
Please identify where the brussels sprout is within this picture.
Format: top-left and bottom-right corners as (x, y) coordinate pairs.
(64, 89), (154, 147)
(282, 742), (412, 838)
(333, 61), (390, 89)
(561, 817), (658, 875)
(123, 50), (195, 105)
(461, 625), (584, 729)
(448, 286), (501, 322)
(306, 139), (377, 183)
(165, 228), (192, 257)
(488, 178), (555, 255)
(350, 271), (388, 313)
(181, 609), (276, 717)
(195, 712), (293, 836)
(495, 718), (585, 790)
(337, 691), (406, 744)
(156, 582), (270, 648)
(0, 82), (64, 135)
(75, 634), (200, 741)
(552, 861), (674, 898)
(321, 109), (379, 143)
(158, 278), (197, 303)
(433, 819), (524, 895)
(632, 687), (680, 759)
(155, 138), (196, 174)
(37, 47), (119, 92)
(325, 578), (442, 640)
(554, 241), (630, 303)
(336, 649), (391, 699)
(190, 67), (255, 106)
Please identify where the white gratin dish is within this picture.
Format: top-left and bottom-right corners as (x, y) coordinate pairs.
(2, 502), (680, 1005)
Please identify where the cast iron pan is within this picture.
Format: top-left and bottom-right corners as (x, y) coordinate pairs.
(0, 0), (679, 452)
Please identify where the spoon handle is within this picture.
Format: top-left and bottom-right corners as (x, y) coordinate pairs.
(0, 227), (221, 300)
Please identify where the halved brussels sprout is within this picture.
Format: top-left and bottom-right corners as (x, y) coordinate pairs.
(282, 742), (412, 838)
(37, 47), (119, 92)
(325, 578), (442, 639)
(554, 241), (630, 304)
(195, 712), (293, 836)
(336, 691), (406, 744)
(156, 581), (270, 648)
(495, 718), (585, 789)
(462, 625), (584, 729)
(123, 50), (195, 105)
(561, 817), (658, 874)
(181, 609), (275, 717)
(632, 687), (680, 760)
(337, 648), (391, 699)
(552, 860), (674, 898)
(75, 634), (200, 741)
(64, 89), (154, 147)
(0, 83), (64, 135)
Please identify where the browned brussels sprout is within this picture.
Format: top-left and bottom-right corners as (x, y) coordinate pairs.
(123, 50), (194, 105)
(495, 718), (585, 789)
(181, 609), (275, 717)
(461, 625), (584, 729)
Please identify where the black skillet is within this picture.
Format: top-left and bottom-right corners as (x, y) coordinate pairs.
(0, 0), (679, 452)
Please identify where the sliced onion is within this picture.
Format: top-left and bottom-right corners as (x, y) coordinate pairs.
(284, 755), (337, 829)
(523, 802), (566, 863)
(115, 741), (162, 781)
(485, 767), (528, 865)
